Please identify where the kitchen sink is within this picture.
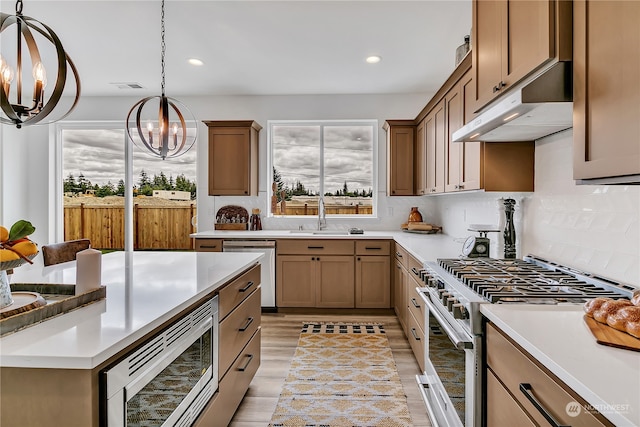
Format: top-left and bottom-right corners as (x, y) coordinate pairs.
(288, 229), (351, 235)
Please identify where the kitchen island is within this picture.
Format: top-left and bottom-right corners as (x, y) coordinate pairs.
(0, 251), (262, 427)
(482, 304), (640, 427)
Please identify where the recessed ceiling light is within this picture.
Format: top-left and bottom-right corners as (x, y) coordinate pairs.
(188, 58), (204, 66)
(366, 55), (381, 64)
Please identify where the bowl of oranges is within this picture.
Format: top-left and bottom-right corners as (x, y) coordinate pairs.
(0, 220), (39, 271)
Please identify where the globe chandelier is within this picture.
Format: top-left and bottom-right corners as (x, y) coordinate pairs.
(0, 0), (81, 128)
(126, 0), (197, 160)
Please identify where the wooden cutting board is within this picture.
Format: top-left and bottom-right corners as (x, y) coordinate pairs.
(583, 315), (640, 352)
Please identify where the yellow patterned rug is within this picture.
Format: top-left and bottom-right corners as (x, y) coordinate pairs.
(268, 323), (413, 427)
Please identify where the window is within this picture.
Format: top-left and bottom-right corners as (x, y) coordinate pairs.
(269, 120), (376, 216)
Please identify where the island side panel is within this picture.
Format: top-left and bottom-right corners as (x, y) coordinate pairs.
(1, 367), (98, 427)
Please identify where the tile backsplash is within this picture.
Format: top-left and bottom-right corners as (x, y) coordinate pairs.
(432, 129), (640, 288)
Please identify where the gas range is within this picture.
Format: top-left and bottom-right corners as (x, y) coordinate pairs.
(417, 254), (635, 336)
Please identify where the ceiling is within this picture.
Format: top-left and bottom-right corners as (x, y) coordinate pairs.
(0, 0), (472, 97)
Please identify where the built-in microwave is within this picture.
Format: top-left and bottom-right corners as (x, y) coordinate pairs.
(103, 296), (218, 427)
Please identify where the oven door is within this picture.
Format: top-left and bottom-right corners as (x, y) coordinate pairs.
(105, 297), (218, 427)
(416, 289), (482, 427)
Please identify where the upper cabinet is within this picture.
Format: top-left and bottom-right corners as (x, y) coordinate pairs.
(472, 0), (572, 111)
(425, 99), (446, 194)
(384, 120), (415, 196)
(204, 120), (261, 196)
(573, 0), (640, 183)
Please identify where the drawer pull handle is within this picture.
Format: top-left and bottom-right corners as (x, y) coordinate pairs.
(238, 354), (254, 372)
(239, 317), (254, 332)
(308, 246), (324, 249)
(411, 267), (421, 277)
(365, 247), (382, 250)
(519, 383), (571, 427)
(395, 252), (403, 258)
(411, 298), (420, 308)
(200, 245), (217, 249)
(239, 281), (254, 292)
(410, 328), (421, 341)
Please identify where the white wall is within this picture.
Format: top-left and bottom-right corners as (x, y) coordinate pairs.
(431, 129), (640, 287)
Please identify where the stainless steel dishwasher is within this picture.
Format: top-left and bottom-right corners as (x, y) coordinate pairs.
(222, 240), (276, 311)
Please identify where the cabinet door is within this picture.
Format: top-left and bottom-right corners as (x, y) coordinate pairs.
(355, 255), (391, 308)
(573, 0), (640, 180)
(473, 0), (504, 109)
(445, 82), (464, 192)
(208, 127), (251, 196)
(414, 119), (427, 195)
(276, 256), (315, 307)
(316, 256), (355, 308)
(393, 258), (407, 333)
(387, 125), (415, 196)
(503, 0), (554, 87)
(460, 72), (482, 191)
(425, 99), (446, 194)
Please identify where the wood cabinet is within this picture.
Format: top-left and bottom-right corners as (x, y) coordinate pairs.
(195, 238), (223, 252)
(445, 71), (482, 192)
(406, 261), (426, 372)
(425, 99), (446, 194)
(573, 0), (640, 183)
(195, 265), (262, 427)
(472, 0), (572, 111)
(414, 119), (427, 195)
(486, 322), (613, 427)
(276, 239), (356, 308)
(393, 244), (410, 334)
(355, 240), (391, 308)
(204, 120), (261, 196)
(384, 120), (415, 196)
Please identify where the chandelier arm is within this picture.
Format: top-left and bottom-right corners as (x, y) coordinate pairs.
(18, 16), (68, 125)
(130, 97), (161, 156)
(168, 99), (187, 153)
(159, 95), (169, 159)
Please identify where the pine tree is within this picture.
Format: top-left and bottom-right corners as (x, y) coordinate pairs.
(63, 174), (77, 193)
(116, 180), (126, 196)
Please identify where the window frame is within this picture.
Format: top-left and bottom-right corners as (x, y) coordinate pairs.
(267, 119), (378, 218)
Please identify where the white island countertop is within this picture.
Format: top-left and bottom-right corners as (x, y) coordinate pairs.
(0, 251), (262, 370)
(481, 304), (640, 427)
(191, 229), (463, 263)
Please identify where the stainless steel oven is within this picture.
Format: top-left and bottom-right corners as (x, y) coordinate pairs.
(104, 296), (218, 427)
(416, 265), (484, 427)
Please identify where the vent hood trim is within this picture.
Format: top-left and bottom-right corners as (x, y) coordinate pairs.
(453, 61), (573, 143)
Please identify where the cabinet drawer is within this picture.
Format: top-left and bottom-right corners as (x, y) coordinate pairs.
(219, 288), (261, 379)
(277, 239), (354, 255)
(486, 323), (613, 427)
(486, 369), (535, 427)
(407, 286), (425, 330)
(195, 239), (223, 252)
(355, 240), (391, 255)
(393, 243), (410, 269)
(194, 328), (261, 427)
(218, 264), (260, 320)
(407, 254), (424, 286)
(407, 307), (425, 372)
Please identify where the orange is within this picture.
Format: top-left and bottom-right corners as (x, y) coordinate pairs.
(0, 249), (19, 262)
(0, 226), (8, 243)
(11, 240), (38, 257)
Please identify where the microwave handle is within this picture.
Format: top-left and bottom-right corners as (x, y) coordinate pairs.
(421, 293), (473, 350)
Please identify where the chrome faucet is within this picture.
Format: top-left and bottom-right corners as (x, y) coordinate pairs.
(317, 196), (327, 230)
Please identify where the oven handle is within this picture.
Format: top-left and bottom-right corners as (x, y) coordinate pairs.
(416, 375), (442, 427)
(520, 383), (571, 427)
(422, 293), (473, 350)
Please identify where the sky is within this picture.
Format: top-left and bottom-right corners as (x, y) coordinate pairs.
(272, 124), (373, 195)
(62, 129), (197, 188)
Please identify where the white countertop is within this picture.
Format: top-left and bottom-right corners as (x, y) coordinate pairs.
(191, 229), (463, 264)
(0, 251), (262, 370)
(481, 304), (640, 427)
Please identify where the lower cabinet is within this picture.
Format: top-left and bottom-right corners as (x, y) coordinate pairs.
(486, 322), (613, 427)
(393, 244), (410, 334)
(194, 238), (223, 252)
(194, 266), (262, 427)
(276, 239), (391, 309)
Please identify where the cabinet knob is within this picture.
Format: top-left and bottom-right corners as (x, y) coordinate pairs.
(357, 257), (361, 261)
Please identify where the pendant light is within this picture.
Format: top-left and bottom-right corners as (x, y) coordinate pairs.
(0, 0), (81, 128)
(126, 0), (197, 160)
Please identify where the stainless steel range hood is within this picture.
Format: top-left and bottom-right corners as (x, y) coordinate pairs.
(452, 62), (573, 142)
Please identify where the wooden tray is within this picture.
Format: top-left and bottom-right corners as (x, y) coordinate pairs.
(583, 315), (640, 352)
(0, 283), (106, 336)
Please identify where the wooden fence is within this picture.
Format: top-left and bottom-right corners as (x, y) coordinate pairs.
(276, 203), (373, 216)
(64, 204), (197, 250)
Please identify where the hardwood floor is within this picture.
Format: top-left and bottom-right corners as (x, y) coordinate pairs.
(229, 312), (432, 426)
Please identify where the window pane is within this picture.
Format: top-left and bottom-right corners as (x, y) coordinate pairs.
(272, 125), (320, 196)
(323, 125), (373, 196)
